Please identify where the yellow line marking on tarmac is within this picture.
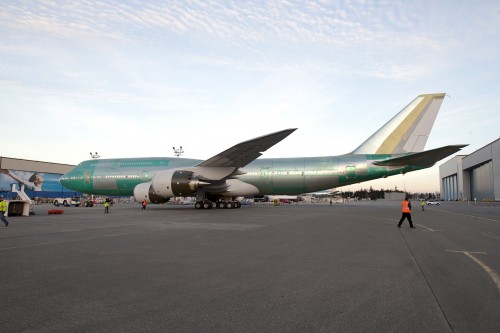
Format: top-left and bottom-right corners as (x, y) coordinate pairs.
(446, 250), (500, 293)
(436, 209), (500, 223)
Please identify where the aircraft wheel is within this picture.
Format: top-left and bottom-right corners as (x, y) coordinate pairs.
(226, 202), (233, 209)
(195, 202), (203, 209)
(235, 201), (241, 208)
(220, 202), (227, 209)
(203, 201), (212, 209)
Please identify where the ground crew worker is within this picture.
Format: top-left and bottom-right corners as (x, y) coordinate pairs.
(0, 196), (9, 227)
(421, 199), (425, 211)
(104, 199), (110, 214)
(142, 200), (147, 210)
(397, 197), (415, 228)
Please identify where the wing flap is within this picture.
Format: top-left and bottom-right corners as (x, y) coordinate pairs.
(181, 166), (237, 180)
(372, 145), (468, 167)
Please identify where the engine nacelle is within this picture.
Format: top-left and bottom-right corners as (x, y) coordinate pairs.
(151, 169), (198, 197)
(133, 181), (170, 204)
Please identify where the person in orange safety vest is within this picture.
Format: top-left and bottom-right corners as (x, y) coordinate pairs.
(397, 197), (415, 228)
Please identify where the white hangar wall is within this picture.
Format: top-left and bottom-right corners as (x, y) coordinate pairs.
(439, 139), (500, 201)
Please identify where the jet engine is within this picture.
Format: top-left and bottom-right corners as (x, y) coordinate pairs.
(133, 181), (170, 204)
(151, 169), (199, 198)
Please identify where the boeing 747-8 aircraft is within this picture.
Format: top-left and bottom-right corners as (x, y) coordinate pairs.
(60, 93), (466, 209)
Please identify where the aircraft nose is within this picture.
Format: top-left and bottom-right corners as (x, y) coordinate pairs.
(59, 172), (71, 187)
(59, 169), (82, 191)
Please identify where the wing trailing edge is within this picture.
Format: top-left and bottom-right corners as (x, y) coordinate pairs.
(196, 128), (297, 168)
(372, 145), (468, 167)
(186, 128), (296, 181)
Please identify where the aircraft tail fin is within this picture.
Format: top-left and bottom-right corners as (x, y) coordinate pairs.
(351, 93), (446, 154)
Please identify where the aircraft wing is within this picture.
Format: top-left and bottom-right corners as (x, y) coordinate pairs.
(372, 144), (468, 167)
(196, 129), (297, 168)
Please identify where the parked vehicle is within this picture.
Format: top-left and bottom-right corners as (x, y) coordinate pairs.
(83, 200), (94, 207)
(426, 200), (440, 205)
(53, 196), (81, 207)
(241, 199), (254, 205)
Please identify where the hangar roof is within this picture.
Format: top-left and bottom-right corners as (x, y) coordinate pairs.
(0, 156), (74, 174)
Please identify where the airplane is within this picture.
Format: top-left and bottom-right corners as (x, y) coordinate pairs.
(60, 93), (467, 209)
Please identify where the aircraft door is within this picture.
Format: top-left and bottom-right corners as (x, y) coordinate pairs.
(260, 167), (270, 180)
(346, 165), (356, 180)
(140, 170), (150, 182)
(84, 171), (91, 184)
(259, 167), (273, 193)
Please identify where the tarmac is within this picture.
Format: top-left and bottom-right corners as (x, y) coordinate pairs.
(1, 200), (500, 332)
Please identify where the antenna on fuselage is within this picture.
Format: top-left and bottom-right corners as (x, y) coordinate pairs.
(172, 146), (184, 157)
(90, 152), (100, 159)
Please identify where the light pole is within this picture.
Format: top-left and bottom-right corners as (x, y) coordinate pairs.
(172, 146), (184, 158)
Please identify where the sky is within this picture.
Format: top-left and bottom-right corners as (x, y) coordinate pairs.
(1, 0), (499, 193)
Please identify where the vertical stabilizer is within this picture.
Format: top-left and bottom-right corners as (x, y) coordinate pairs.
(351, 93), (446, 154)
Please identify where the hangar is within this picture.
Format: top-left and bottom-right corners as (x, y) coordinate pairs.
(439, 138), (500, 201)
(0, 156), (79, 199)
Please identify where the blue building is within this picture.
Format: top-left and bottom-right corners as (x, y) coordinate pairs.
(0, 156), (81, 199)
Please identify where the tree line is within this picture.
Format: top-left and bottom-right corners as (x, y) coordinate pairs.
(340, 187), (439, 200)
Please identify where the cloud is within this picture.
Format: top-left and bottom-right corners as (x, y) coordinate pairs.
(0, 1), (478, 48)
(0, 0), (497, 193)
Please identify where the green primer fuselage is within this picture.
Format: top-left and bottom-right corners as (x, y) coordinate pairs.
(60, 155), (422, 196)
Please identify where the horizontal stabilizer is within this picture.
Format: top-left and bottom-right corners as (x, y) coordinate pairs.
(372, 145), (468, 167)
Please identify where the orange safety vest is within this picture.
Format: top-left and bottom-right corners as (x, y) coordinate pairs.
(401, 200), (411, 213)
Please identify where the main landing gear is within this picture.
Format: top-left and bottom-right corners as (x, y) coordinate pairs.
(194, 200), (242, 209)
(194, 201), (213, 209)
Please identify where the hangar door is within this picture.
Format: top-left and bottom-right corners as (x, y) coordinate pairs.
(470, 161), (493, 201)
(442, 174), (458, 201)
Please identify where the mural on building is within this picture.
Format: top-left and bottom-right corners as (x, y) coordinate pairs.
(0, 169), (80, 198)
